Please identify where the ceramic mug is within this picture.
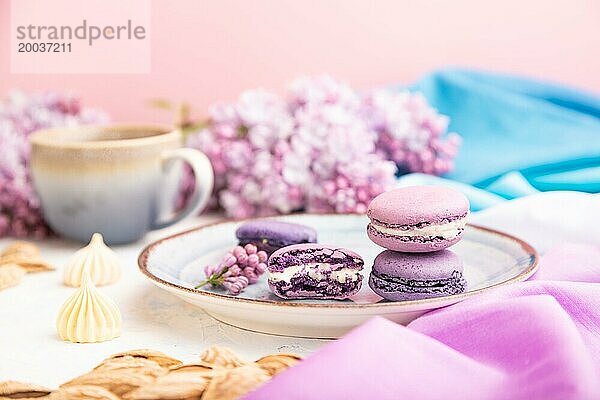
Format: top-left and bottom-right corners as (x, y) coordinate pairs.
(30, 124), (214, 244)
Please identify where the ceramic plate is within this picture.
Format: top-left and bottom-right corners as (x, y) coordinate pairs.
(139, 214), (538, 338)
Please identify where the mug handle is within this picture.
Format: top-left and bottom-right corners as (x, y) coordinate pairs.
(151, 148), (214, 230)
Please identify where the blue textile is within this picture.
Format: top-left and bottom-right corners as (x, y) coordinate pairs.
(399, 69), (600, 210)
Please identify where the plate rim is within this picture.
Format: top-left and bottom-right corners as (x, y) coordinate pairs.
(138, 214), (539, 309)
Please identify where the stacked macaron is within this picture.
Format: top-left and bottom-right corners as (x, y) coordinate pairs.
(369, 250), (466, 301)
(366, 186), (469, 301)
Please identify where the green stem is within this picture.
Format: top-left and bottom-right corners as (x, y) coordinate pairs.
(194, 277), (212, 289)
(194, 266), (229, 289)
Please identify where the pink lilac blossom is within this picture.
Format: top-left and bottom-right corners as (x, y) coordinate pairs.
(183, 76), (460, 217)
(185, 90), (303, 218)
(198, 244), (268, 295)
(362, 89), (461, 175)
(0, 91), (109, 238)
(286, 76), (397, 213)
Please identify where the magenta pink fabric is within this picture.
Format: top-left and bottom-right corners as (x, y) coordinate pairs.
(243, 243), (600, 399)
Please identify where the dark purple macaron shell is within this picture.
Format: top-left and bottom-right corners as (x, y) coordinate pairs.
(235, 220), (317, 255)
(369, 250), (467, 301)
(268, 244), (364, 300)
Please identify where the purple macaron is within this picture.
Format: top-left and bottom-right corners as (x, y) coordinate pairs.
(369, 250), (467, 301)
(367, 186), (469, 252)
(267, 244), (364, 300)
(235, 220), (317, 255)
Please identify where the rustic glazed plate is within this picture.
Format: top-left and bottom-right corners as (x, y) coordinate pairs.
(139, 214), (538, 338)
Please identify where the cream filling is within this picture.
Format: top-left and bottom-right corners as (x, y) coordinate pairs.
(268, 263), (360, 283)
(371, 218), (466, 239)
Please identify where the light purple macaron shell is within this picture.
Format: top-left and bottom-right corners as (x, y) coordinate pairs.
(367, 186), (469, 226)
(372, 250), (463, 279)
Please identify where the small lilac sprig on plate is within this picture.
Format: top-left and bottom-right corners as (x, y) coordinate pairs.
(195, 244), (268, 295)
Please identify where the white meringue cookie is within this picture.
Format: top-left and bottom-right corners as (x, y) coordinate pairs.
(56, 271), (122, 343)
(64, 233), (122, 287)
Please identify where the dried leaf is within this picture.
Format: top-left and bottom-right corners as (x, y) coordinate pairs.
(255, 354), (301, 376)
(94, 355), (166, 378)
(61, 371), (154, 396)
(3, 349), (294, 400)
(123, 371), (208, 400)
(168, 364), (214, 375)
(200, 346), (248, 369)
(0, 265), (26, 290)
(0, 380), (52, 398)
(106, 349), (182, 369)
(201, 365), (270, 400)
(0, 242), (40, 259)
(0, 257), (54, 273)
(163, 369), (210, 381)
(48, 385), (119, 400)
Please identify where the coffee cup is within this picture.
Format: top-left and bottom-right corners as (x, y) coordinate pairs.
(30, 124), (214, 244)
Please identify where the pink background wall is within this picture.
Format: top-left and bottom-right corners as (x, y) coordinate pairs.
(1, 0), (599, 122)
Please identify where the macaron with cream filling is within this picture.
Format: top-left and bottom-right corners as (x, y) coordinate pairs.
(367, 186), (469, 252)
(267, 244), (364, 300)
